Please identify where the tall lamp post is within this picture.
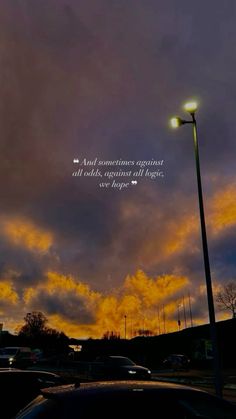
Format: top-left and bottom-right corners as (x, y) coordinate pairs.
(170, 101), (222, 397)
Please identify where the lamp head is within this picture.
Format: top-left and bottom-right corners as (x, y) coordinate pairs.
(170, 117), (183, 128)
(184, 101), (198, 113)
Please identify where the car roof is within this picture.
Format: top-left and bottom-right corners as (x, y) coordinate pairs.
(16, 380), (236, 419)
(41, 380), (204, 401)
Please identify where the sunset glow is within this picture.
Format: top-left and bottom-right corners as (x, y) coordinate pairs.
(2, 218), (53, 253)
(0, 1), (235, 340)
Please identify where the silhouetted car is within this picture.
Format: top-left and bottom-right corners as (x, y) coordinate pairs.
(162, 354), (190, 371)
(0, 368), (64, 419)
(0, 346), (35, 368)
(94, 355), (151, 379)
(16, 381), (236, 419)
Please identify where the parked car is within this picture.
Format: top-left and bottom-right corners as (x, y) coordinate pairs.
(94, 355), (151, 379)
(0, 368), (64, 419)
(16, 380), (236, 418)
(162, 354), (190, 371)
(0, 346), (35, 368)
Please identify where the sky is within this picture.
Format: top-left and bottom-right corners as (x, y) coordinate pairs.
(0, 0), (236, 338)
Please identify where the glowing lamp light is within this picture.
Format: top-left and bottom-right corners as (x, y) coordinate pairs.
(184, 101), (198, 113)
(170, 117), (182, 128)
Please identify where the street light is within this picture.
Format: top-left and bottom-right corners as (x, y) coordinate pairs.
(170, 101), (222, 397)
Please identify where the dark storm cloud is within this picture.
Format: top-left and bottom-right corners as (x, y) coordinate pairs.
(0, 236), (53, 290)
(27, 289), (95, 324)
(0, 0), (236, 299)
(209, 227), (236, 282)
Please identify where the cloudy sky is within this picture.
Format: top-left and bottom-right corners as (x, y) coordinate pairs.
(0, 0), (236, 338)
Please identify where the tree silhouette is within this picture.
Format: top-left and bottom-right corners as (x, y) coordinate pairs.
(18, 311), (69, 355)
(19, 312), (48, 337)
(216, 282), (236, 319)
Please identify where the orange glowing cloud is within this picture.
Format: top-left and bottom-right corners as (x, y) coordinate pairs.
(23, 271), (101, 333)
(0, 280), (19, 305)
(163, 216), (199, 256)
(19, 269), (193, 338)
(123, 270), (189, 306)
(209, 183), (236, 233)
(119, 196), (201, 268)
(92, 270), (190, 338)
(22, 272), (102, 338)
(23, 271), (100, 307)
(45, 272), (99, 300)
(43, 313), (98, 339)
(2, 217), (53, 252)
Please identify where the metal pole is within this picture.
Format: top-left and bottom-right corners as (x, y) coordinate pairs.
(157, 307), (161, 335)
(191, 113), (222, 397)
(188, 292), (193, 328)
(163, 305), (166, 334)
(124, 315), (127, 339)
(177, 304), (181, 331)
(183, 296), (187, 328)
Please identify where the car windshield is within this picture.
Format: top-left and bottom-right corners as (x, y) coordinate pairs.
(109, 357), (135, 366)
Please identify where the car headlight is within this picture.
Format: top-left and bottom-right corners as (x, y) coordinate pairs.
(128, 370), (137, 374)
(147, 370), (151, 374)
(9, 357), (15, 364)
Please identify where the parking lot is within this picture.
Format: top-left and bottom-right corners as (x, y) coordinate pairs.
(28, 362), (236, 403)
(151, 368), (236, 403)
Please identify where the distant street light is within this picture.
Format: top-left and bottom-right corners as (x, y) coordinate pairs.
(170, 101), (222, 397)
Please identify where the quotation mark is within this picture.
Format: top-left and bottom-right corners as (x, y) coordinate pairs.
(131, 180), (138, 185)
(73, 159), (79, 164)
